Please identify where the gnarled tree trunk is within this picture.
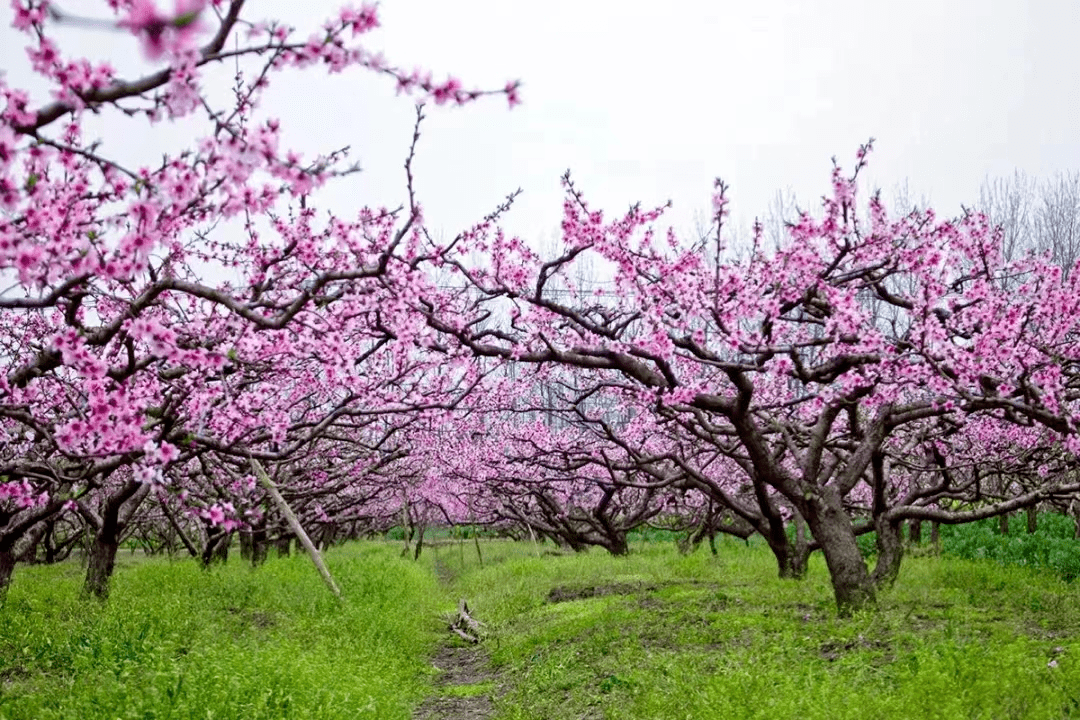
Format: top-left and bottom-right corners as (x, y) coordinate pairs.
(871, 517), (904, 589)
(249, 521), (268, 567)
(81, 480), (151, 600)
(0, 548), (15, 599)
(0, 501), (69, 595)
(604, 532), (629, 556)
(870, 454), (903, 589)
(753, 479), (807, 579)
(802, 487), (876, 616)
(768, 511), (809, 580)
(767, 533), (808, 580)
(201, 530), (231, 567)
(15, 523), (47, 564)
(907, 519), (922, 546)
(84, 534), (119, 599)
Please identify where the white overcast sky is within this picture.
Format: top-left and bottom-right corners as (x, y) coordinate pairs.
(4, 0), (1080, 250)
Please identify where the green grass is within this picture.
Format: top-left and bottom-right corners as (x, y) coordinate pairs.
(939, 514), (1080, 581)
(0, 544), (446, 720)
(441, 681), (497, 698)
(4, 536), (1079, 719)
(852, 513), (1080, 581)
(442, 538), (1080, 720)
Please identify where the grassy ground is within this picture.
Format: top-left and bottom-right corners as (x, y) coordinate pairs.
(937, 513), (1080, 581)
(1, 537), (1078, 719)
(438, 537), (1080, 720)
(0, 544), (445, 720)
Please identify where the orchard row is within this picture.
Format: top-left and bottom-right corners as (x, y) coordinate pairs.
(2, 1), (1079, 615)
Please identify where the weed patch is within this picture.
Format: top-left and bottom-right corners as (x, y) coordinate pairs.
(445, 539), (1080, 720)
(4, 537), (1079, 719)
(0, 544), (445, 719)
(413, 645), (498, 720)
(547, 582), (656, 603)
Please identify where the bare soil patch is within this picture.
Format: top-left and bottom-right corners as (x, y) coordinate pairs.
(0, 665), (30, 687)
(818, 635), (892, 662)
(547, 579), (725, 604)
(417, 557), (500, 720)
(413, 645), (498, 720)
(547, 582), (657, 603)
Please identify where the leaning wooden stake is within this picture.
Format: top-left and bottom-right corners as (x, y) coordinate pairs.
(251, 460), (342, 599)
(527, 523), (541, 558)
(468, 503), (484, 568)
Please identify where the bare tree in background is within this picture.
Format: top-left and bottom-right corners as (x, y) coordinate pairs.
(1035, 172), (1080, 273)
(761, 187), (800, 252)
(978, 169), (1080, 529)
(978, 169), (1080, 274)
(691, 186), (800, 265)
(694, 168), (1080, 274)
(979, 170), (1037, 264)
(889, 178), (932, 217)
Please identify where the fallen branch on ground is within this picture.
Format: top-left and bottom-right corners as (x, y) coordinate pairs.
(449, 599), (485, 643)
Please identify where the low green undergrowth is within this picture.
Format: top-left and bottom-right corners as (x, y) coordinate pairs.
(4, 536), (1079, 720)
(939, 513), (1080, 581)
(0, 544), (445, 720)
(854, 512), (1080, 582)
(442, 538), (1080, 720)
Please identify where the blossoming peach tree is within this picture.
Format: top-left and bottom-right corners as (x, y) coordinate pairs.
(4, 1), (1079, 618)
(423, 148), (1080, 614)
(0, 0), (518, 596)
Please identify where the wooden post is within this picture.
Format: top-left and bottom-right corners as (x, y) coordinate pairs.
(468, 503), (483, 568)
(472, 528), (484, 569)
(527, 523), (541, 558)
(251, 460), (341, 599)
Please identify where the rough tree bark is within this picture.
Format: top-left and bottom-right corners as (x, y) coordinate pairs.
(15, 523), (48, 564)
(82, 480), (151, 599)
(907, 519), (922, 546)
(760, 492), (805, 579)
(604, 532), (629, 556)
(767, 531), (807, 579)
(869, 453), (903, 589)
(0, 548), (14, 599)
(801, 486), (876, 616)
(249, 520), (268, 567)
(732, 406), (875, 613)
(792, 510), (810, 576)
(200, 529), (231, 567)
(871, 518), (904, 589)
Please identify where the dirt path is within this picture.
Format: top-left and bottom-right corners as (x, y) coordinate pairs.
(413, 555), (500, 720)
(413, 643), (498, 720)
